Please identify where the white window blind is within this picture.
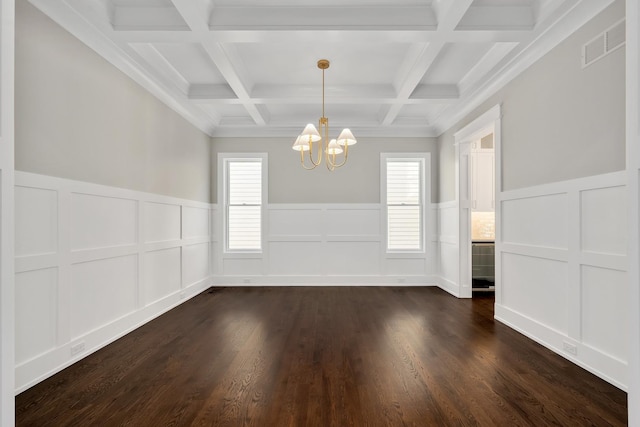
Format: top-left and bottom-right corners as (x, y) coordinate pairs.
(386, 160), (422, 251)
(226, 160), (262, 251)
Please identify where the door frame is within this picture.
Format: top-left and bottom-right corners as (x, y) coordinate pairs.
(454, 104), (501, 299)
(626, 0), (639, 423)
(0, 0), (16, 425)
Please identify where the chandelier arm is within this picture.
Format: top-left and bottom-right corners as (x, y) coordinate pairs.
(316, 117), (329, 168)
(300, 147), (319, 170)
(325, 150), (335, 171)
(327, 143), (349, 169)
(307, 139), (323, 167)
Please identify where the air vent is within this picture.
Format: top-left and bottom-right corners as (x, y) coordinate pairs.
(606, 20), (625, 51)
(582, 19), (625, 68)
(584, 34), (605, 65)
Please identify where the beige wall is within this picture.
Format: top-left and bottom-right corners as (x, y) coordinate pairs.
(15, 1), (211, 203)
(438, 0), (625, 202)
(211, 137), (438, 204)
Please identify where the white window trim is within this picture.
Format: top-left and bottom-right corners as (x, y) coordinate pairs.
(218, 153), (268, 255)
(381, 153), (430, 254)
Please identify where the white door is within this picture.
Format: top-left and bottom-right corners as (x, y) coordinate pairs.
(473, 152), (495, 212)
(458, 143), (472, 298)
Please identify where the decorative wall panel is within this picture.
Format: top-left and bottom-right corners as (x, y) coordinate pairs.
(268, 242), (324, 276)
(581, 185), (626, 255)
(183, 206), (209, 239)
(71, 193), (137, 251)
(502, 193), (568, 249)
(217, 204), (433, 283)
(71, 255), (138, 338)
(15, 268), (58, 364)
(14, 172), (212, 392)
(502, 252), (569, 333)
(183, 242), (210, 287)
(15, 186), (57, 257)
(144, 201), (180, 243)
(496, 171), (628, 389)
(581, 265), (627, 360)
(143, 248), (181, 305)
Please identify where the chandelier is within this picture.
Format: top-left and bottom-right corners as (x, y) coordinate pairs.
(292, 59), (357, 171)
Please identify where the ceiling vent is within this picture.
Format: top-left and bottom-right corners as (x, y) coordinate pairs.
(582, 19), (625, 68)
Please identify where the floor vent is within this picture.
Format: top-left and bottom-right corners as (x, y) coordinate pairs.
(582, 19), (625, 68)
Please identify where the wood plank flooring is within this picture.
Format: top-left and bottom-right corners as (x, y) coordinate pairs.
(16, 287), (627, 426)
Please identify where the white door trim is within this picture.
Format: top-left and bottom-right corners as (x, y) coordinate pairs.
(0, 0), (16, 425)
(626, 0), (640, 423)
(454, 104), (501, 299)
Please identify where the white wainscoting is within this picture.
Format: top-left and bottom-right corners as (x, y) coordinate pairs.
(495, 171), (628, 389)
(213, 204), (437, 285)
(14, 172), (213, 392)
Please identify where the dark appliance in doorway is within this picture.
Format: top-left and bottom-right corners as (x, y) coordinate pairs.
(472, 241), (494, 291)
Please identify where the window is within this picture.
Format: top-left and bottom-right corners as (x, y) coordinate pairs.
(383, 156), (425, 252)
(223, 157), (265, 252)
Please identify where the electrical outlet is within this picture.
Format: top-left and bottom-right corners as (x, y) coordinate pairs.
(563, 341), (578, 355)
(398, 278), (406, 283)
(243, 278), (251, 284)
(70, 342), (85, 356)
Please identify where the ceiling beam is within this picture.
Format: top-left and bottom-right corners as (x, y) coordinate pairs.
(112, 6), (188, 30)
(30, 0), (598, 139)
(534, 0), (577, 24)
(189, 83), (460, 105)
(188, 84), (237, 101)
(381, 42), (444, 125)
(210, 125), (439, 139)
(111, 29), (529, 45)
(130, 43), (190, 95)
(382, 0), (474, 126)
(190, 98), (458, 106)
(208, 6), (437, 31)
(433, 0), (476, 30)
(410, 84), (459, 100)
(169, 0), (211, 32)
(201, 41), (267, 126)
(456, 6), (535, 31)
(251, 84), (397, 100)
(457, 42), (519, 95)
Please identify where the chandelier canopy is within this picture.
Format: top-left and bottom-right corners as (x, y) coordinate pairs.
(292, 59), (357, 171)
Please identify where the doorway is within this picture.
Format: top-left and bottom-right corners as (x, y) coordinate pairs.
(470, 133), (495, 293)
(454, 105), (501, 299)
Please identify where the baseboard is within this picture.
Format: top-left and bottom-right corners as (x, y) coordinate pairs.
(15, 279), (212, 394)
(434, 276), (462, 298)
(212, 275), (437, 286)
(495, 303), (627, 391)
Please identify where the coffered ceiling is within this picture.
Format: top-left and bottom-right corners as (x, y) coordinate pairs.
(28, 0), (614, 138)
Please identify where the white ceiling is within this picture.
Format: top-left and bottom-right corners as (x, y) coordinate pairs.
(28, 0), (614, 138)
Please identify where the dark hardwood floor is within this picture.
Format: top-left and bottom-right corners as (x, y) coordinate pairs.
(16, 287), (627, 426)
